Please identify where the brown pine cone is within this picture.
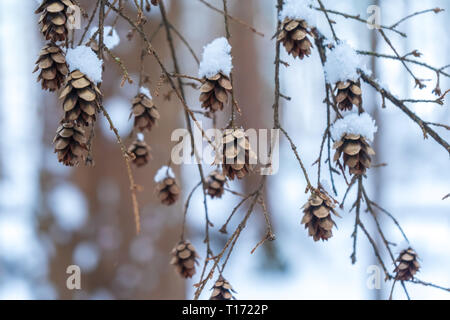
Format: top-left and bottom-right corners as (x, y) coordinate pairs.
(301, 192), (340, 242)
(206, 171), (227, 199)
(199, 73), (232, 113)
(35, 0), (75, 43)
(335, 80), (362, 111)
(128, 139), (151, 167)
(222, 129), (257, 180)
(277, 18), (314, 59)
(53, 122), (88, 166)
(34, 43), (69, 91)
(59, 70), (102, 126)
(394, 248), (420, 281)
(156, 176), (180, 206)
(210, 277), (236, 300)
(333, 133), (375, 175)
(131, 93), (160, 132)
(170, 240), (199, 279)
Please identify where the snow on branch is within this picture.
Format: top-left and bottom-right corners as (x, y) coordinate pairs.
(324, 41), (367, 84)
(279, 0), (317, 26)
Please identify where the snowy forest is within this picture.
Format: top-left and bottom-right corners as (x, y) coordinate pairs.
(0, 0), (449, 300)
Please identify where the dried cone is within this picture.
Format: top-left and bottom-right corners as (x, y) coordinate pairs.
(36, 0), (75, 42)
(335, 80), (363, 111)
(301, 192), (340, 241)
(210, 277), (236, 300)
(53, 122), (88, 166)
(156, 176), (180, 206)
(131, 93), (160, 132)
(199, 73), (232, 113)
(59, 70), (102, 126)
(222, 129), (256, 180)
(277, 18), (314, 59)
(34, 43), (69, 91)
(394, 248), (420, 281)
(333, 133), (375, 175)
(170, 240), (199, 279)
(128, 139), (151, 167)
(206, 171), (226, 199)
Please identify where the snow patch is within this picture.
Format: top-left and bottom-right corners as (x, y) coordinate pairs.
(331, 112), (377, 142)
(154, 166), (175, 182)
(89, 26), (120, 50)
(66, 46), (103, 84)
(139, 86), (152, 98)
(279, 0), (317, 26)
(324, 41), (365, 84)
(198, 37), (233, 78)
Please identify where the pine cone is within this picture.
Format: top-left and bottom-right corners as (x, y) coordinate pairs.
(36, 0), (75, 43)
(206, 171), (226, 199)
(277, 18), (314, 59)
(53, 122), (88, 166)
(335, 80), (362, 111)
(199, 73), (232, 113)
(59, 70), (102, 126)
(394, 248), (420, 281)
(333, 133), (375, 175)
(301, 192), (340, 241)
(131, 93), (160, 132)
(210, 277), (236, 300)
(128, 140), (151, 167)
(151, 0), (160, 5)
(170, 240), (199, 279)
(222, 129), (256, 180)
(156, 177), (180, 206)
(34, 43), (69, 91)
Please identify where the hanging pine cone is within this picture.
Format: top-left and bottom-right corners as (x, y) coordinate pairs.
(170, 240), (199, 279)
(36, 0), (75, 43)
(210, 277), (236, 300)
(301, 192), (340, 242)
(53, 122), (88, 166)
(156, 176), (180, 206)
(199, 73), (232, 113)
(394, 248), (420, 281)
(206, 171), (226, 199)
(34, 43), (69, 91)
(277, 18), (314, 59)
(221, 129), (256, 180)
(131, 93), (160, 132)
(333, 133), (375, 175)
(59, 70), (102, 126)
(335, 80), (362, 111)
(128, 139), (151, 167)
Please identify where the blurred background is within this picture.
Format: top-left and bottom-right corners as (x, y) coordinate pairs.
(0, 0), (448, 300)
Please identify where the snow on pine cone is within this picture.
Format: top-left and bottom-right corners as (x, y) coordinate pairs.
(199, 73), (233, 113)
(156, 176), (180, 206)
(35, 0), (75, 43)
(335, 80), (362, 111)
(394, 248), (420, 281)
(210, 277), (236, 300)
(301, 192), (340, 242)
(131, 93), (160, 132)
(206, 171), (226, 199)
(221, 129), (257, 180)
(34, 43), (69, 91)
(128, 139), (151, 167)
(53, 122), (88, 166)
(170, 240), (199, 279)
(277, 18), (314, 59)
(333, 133), (375, 175)
(59, 70), (102, 126)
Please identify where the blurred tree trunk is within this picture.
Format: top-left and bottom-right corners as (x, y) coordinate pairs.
(44, 1), (186, 299)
